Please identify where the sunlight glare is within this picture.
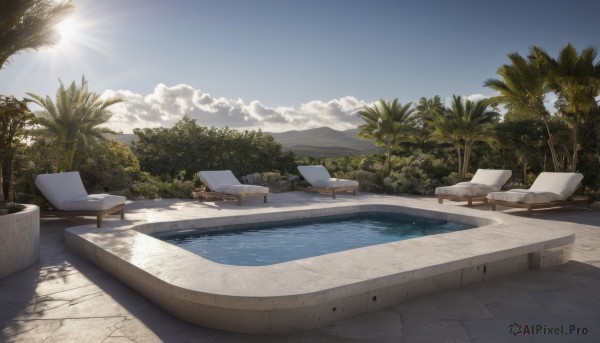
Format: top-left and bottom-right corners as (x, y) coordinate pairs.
(56, 18), (77, 46)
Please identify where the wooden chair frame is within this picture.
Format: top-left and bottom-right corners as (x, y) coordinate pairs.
(305, 186), (358, 199)
(41, 203), (125, 228)
(488, 196), (589, 216)
(437, 194), (488, 207)
(194, 190), (267, 205)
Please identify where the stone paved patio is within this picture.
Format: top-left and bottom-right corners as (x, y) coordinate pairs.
(1, 193), (599, 342)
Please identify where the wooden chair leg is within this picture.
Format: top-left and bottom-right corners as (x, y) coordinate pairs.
(120, 209), (125, 220)
(438, 195), (443, 204)
(332, 190), (336, 199)
(96, 215), (102, 228)
(491, 201), (497, 211)
(467, 197), (473, 207)
(263, 194), (268, 203)
(527, 206), (533, 216)
(353, 189), (356, 196)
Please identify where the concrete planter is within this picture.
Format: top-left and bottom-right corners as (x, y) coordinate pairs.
(0, 204), (40, 279)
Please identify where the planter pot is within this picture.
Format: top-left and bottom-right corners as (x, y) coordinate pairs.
(0, 204), (40, 279)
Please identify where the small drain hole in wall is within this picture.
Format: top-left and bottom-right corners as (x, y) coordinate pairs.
(372, 296), (377, 302)
(332, 307), (336, 312)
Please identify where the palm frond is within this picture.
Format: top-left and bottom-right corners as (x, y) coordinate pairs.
(25, 75), (123, 170)
(0, 0), (75, 69)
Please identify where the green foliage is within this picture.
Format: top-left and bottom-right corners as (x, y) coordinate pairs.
(427, 95), (498, 179)
(484, 52), (551, 120)
(26, 76), (123, 171)
(5, 43), (598, 200)
(577, 107), (600, 190)
(487, 44), (600, 173)
(11, 138), (141, 204)
(132, 116), (297, 179)
(0, 0), (75, 70)
(491, 119), (550, 187)
(0, 95), (34, 203)
(357, 99), (416, 174)
(317, 150), (455, 196)
(530, 44), (600, 172)
(128, 171), (195, 199)
(78, 140), (140, 193)
(414, 96), (446, 133)
(484, 50), (560, 171)
(345, 170), (377, 192)
(12, 134), (62, 204)
(259, 172), (286, 191)
(240, 171), (294, 193)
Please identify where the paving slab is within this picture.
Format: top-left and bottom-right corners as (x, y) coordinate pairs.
(1, 193), (599, 342)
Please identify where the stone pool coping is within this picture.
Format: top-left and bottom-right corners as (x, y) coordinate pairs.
(64, 197), (575, 334)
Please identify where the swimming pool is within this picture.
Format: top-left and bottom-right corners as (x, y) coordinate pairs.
(64, 199), (575, 334)
(157, 213), (473, 265)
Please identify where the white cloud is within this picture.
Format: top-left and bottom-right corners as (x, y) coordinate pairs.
(465, 93), (489, 103)
(101, 83), (370, 133)
(443, 93), (492, 106)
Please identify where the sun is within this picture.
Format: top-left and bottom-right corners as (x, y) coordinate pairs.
(56, 18), (77, 45)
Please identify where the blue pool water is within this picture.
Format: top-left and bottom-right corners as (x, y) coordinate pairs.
(157, 213), (473, 266)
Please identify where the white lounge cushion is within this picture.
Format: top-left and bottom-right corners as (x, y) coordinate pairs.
(487, 172), (583, 204)
(35, 171), (125, 211)
(529, 172), (583, 200)
(487, 189), (561, 204)
(298, 165), (359, 189)
(310, 178), (359, 188)
(298, 166), (331, 183)
(63, 194), (126, 211)
(198, 170), (269, 194)
(470, 169), (512, 190)
(435, 182), (495, 197)
(198, 170), (241, 190)
(435, 169), (512, 196)
(215, 184), (269, 195)
(35, 171), (88, 210)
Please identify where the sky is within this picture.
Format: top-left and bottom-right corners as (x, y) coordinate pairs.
(1, 0), (599, 133)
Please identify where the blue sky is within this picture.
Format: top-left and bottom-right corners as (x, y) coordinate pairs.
(1, 0), (599, 132)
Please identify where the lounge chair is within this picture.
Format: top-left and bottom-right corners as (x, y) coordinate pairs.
(297, 165), (359, 199)
(35, 171), (126, 228)
(196, 170), (269, 205)
(487, 172), (585, 216)
(435, 169), (512, 206)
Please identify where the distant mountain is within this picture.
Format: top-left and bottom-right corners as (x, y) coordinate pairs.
(109, 133), (137, 146)
(265, 127), (381, 157)
(109, 127), (380, 157)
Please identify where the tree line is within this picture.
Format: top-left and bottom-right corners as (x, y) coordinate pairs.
(0, 0), (598, 201)
(356, 44), (600, 191)
(132, 117), (297, 179)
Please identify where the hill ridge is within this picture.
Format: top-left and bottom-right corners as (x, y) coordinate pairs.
(109, 126), (379, 157)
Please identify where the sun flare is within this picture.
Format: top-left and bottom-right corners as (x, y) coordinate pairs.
(56, 18), (77, 45)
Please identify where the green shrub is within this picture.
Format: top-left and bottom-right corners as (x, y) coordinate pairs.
(346, 170), (378, 192)
(128, 171), (195, 199)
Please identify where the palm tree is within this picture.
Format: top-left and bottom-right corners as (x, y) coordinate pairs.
(484, 52), (560, 172)
(428, 95), (498, 179)
(26, 76), (123, 171)
(427, 107), (465, 178)
(0, 0), (74, 71)
(358, 99), (416, 174)
(530, 44), (600, 172)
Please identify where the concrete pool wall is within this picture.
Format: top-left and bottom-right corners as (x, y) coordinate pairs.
(64, 200), (574, 334)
